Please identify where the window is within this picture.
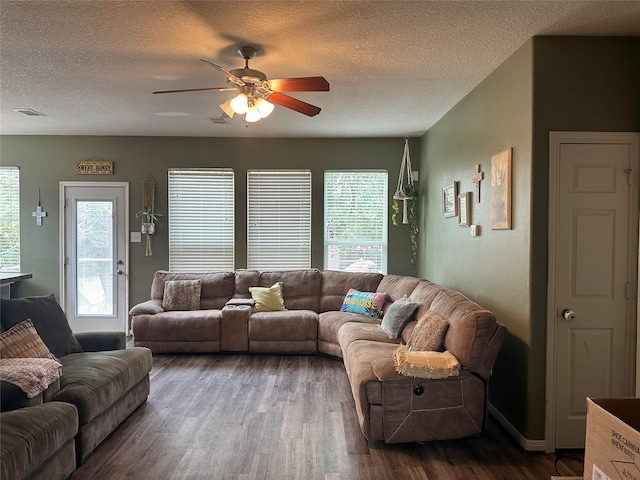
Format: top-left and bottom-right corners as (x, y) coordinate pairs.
(247, 170), (311, 270)
(168, 169), (234, 271)
(324, 170), (388, 274)
(0, 167), (20, 272)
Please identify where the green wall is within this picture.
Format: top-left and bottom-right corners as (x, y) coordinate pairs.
(419, 36), (640, 443)
(0, 136), (420, 306)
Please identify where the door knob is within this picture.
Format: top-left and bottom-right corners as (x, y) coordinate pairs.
(561, 309), (576, 321)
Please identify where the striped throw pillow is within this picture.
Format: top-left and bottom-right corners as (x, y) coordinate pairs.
(0, 319), (58, 361)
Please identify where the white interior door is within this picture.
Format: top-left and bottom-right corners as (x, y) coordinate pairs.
(548, 132), (639, 450)
(60, 182), (129, 333)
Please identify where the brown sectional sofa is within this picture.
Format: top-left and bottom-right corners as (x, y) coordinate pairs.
(131, 269), (506, 443)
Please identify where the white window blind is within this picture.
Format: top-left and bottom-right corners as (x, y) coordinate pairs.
(247, 170), (311, 270)
(0, 167), (20, 272)
(324, 170), (388, 274)
(168, 168), (234, 271)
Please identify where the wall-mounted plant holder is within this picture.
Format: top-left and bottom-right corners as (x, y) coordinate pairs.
(136, 172), (161, 256)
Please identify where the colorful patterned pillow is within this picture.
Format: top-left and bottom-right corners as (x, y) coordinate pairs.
(0, 319), (58, 361)
(162, 279), (202, 311)
(340, 289), (386, 318)
(249, 282), (286, 312)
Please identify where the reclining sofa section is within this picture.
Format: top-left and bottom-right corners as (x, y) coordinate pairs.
(131, 269), (506, 444)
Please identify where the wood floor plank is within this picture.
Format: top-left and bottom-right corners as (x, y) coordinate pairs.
(71, 352), (584, 480)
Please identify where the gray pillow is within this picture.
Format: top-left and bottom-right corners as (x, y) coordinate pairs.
(0, 294), (83, 358)
(380, 295), (420, 339)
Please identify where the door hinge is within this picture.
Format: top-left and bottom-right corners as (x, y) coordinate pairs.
(625, 168), (632, 186)
(625, 282), (631, 300)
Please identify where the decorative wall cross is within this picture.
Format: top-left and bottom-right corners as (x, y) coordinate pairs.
(32, 205), (47, 226)
(32, 187), (47, 226)
(472, 164), (484, 203)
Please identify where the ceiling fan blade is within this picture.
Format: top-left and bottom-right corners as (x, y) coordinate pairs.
(153, 87), (237, 94)
(266, 77), (330, 92)
(200, 59), (245, 86)
(267, 92), (321, 117)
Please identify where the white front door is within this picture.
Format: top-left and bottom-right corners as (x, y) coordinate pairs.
(60, 182), (129, 333)
(547, 132), (639, 450)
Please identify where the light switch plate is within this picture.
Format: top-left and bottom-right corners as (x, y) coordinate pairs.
(130, 232), (142, 243)
(469, 225), (479, 237)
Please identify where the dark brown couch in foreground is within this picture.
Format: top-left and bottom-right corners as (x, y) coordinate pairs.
(131, 269), (506, 443)
(1, 295), (153, 480)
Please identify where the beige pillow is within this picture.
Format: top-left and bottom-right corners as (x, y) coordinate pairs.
(249, 282), (286, 312)
(393, 346), (460, 379)
(162, 279), (202, 311)
(406, 309), (449, 351)
(0, 319), (58, 361)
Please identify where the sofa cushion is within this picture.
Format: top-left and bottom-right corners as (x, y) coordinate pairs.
(376, 274), (422, 305)
(250, 282), (286, 312)
(317, 311), (381, 357)
(151, 271), (235, 310)
(340, 289), (385, 318)
(0, 295), (83, 358)
(248, 310), (318, 342)
(407, 310), (449, 352)
(0, 402), (78, 480)
(379, 296), (420, 338)
(162, 279), (201, 311)
(320, 270), (383, 312)
(55, 348), (152, 425)
(338, 321), (401, 351)
(0, 319), (57, 360)
(258, 269), (322, 311)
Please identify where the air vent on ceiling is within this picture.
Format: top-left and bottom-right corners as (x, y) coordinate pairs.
(209, 117), (229, 125)
(12, 108), (46, 117)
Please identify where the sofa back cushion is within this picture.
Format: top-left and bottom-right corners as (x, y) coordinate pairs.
(376, 274), (422, 314)
(320, 270), (384, 312)
(258, 269), (322, 311)
(151, 271), (234, 309)
(428, 289), (497, 376)
(408, 280), (443, 320)
(233, 270), (261, 299)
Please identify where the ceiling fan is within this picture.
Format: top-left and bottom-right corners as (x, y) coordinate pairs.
(153, 46), (329, 122)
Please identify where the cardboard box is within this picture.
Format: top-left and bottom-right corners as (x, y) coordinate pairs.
(584, 398), (640, 480)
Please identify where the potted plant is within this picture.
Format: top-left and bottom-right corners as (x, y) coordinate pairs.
(135, 207), (162, 235)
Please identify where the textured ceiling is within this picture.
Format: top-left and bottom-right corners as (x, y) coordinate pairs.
(1, 0), (639, 138)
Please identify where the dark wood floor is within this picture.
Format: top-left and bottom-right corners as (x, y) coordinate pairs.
(72, 352), (584, 480)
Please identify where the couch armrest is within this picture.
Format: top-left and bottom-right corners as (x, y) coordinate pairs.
(75, 332), (126, 352)
(129, 299), (164, 316)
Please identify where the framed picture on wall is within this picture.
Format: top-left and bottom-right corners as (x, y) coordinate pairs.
(458, 192), (470, 227)
(491, 147), (512, 229)
(442, 182), (458, 217)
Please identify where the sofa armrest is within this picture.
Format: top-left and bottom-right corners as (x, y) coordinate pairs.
(129, 299), (164, 316)
(75, 332), (126, 352)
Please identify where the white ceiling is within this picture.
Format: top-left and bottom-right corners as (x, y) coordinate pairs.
(1, 0), (639, 138)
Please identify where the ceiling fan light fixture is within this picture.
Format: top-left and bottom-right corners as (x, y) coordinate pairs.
(230, 93), (248, 114)
(256, 98), (274, 118)
(245, 104), (262, 123)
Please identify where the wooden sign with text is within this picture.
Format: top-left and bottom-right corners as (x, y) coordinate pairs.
(75, 160), (113, 175)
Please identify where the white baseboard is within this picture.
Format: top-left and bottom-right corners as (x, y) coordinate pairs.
(488, 402), (548, 451)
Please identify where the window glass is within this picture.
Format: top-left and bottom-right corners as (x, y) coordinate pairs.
(324, 170), (388, 274)
(0, 167), (20, 272)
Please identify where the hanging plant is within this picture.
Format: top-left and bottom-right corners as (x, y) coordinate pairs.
(392, 138), (419, 268)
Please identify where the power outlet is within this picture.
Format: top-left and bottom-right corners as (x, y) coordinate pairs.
(469, 225), (479, 237)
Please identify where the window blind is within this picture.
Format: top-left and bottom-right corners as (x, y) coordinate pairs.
(168, 168), (234, 271)
(324, 170), (388, 274)
(247, 170), (311, 270)
(0, 167), (20, 271)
